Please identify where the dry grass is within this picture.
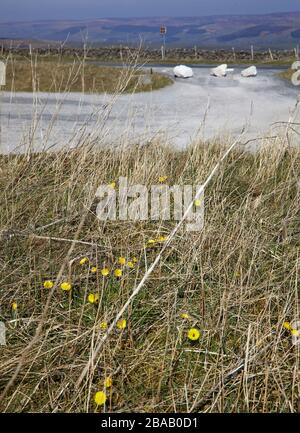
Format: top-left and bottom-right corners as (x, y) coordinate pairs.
(278, 68), (293, 81)
(2, 56), (173, 93)
(0, 135), (300, 413)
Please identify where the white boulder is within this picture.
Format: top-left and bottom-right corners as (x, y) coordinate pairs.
(241, 66), (257, 77)
(292, 61), (300, 70)
(173, 65), (193, 78)
(210, 64), (228, 77)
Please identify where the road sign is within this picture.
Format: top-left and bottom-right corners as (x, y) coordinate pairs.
(160, 27), (167, 60)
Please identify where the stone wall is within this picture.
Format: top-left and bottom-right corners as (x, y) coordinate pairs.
(0, 44), (297, 63)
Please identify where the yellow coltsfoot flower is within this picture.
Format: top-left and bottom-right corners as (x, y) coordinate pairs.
(91, 267), (98, 274)
(116, 319), (127, 330)
(109, 181), (116, 189)
(194, 199), (202, 207)
(187, 328), (201, 341)
(79, 257), (89, 266)
(60, 282), (72, 291)
(283, 321), (292, 331)
(11, 302), (18, 311)
(43, 280), (54, 289)
(114, 269), (123, 278)
(104, 377), (112, 388)
(101, 268), (110, 277)
(118, 257), (126, 265)
(159, 176), (168, 183)
(147, 239), (156, 247)
(127, 261), (134, 269)
(88, 293), (99, 304)
(180, 313), (190, 320)
(94, 391), (107, 406)
(99, 321), (108, 330)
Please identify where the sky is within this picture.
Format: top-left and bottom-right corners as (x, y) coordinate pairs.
(1, 0), (300, 21)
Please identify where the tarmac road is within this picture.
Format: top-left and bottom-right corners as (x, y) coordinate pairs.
(0, 65), (299, 153)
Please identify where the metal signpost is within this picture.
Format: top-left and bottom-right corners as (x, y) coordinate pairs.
(160, 26), (167, 60)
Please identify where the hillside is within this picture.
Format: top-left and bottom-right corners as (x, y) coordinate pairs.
(1, 12), (300, 49)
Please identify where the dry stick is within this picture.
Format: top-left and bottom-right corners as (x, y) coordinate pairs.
(31, 234), (107, 248)
(0, 230), (144, 252)
(75, 129), (247, 388)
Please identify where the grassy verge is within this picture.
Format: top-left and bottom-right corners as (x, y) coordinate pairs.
(278, 69), (293, 81)
(2, 58), (173, 93)
(0, 138), (299, 412)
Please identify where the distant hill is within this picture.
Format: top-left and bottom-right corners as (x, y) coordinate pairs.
(1, 12), (300, 49)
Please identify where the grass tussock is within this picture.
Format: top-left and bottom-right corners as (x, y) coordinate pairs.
(279, 68), (293, 81)
(0, 138), (299, 413)
(2, 57), (173, 93)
